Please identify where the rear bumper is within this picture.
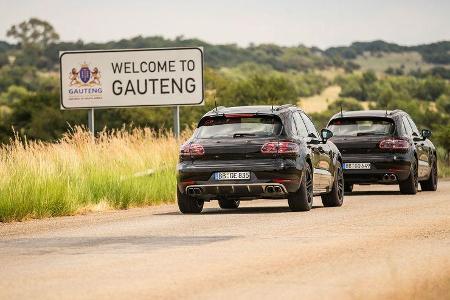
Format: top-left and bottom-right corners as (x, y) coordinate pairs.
(185, 183), (288, 199)
(342, 154), (411, 184)
(177, 158), (303, 197)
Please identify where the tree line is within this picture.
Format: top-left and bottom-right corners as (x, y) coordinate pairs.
(0, 18), (449, 162)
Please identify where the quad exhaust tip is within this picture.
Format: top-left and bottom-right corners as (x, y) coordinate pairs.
(187, 187), (203, 195)
(265, 185), (283, 194)
(383, 174), (397, 181)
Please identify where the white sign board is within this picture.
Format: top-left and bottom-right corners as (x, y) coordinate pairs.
(60, 47), (204, 109)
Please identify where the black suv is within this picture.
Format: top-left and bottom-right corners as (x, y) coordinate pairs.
(177, 105), (344, 213)
(327, 110), (438, 194)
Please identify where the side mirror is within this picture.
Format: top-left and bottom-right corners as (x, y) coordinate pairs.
(320, 128), (333, 143)
(421, 129), (432, 140)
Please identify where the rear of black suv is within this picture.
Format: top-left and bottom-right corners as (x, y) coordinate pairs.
(177, 105), (344, 213)
(327, 110), (438, 194)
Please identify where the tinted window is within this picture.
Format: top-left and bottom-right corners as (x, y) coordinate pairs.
(402, 117), (414, 137)
(328, 117), (395, 137)
(300, 112), (319, 138)
(289, 113), (298, 136)
(406, 115), (420, 136)
(197, 115), (282, 139)
(293, 112), (309, 137)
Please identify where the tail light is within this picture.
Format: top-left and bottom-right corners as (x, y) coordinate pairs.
(261, 141), (299, 155)
(379, 138), (410, 152)
(180, 143), (205, 157)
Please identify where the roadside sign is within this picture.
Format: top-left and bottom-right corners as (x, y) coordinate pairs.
(59, 47), (204, 109)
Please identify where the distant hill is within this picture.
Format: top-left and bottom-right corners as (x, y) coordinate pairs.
(325, 40), (450, 65)
(0, 37), (449, 74)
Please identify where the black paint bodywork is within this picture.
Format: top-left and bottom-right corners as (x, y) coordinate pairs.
(177, 105), (343, 201)
(327, 110), (436, 185)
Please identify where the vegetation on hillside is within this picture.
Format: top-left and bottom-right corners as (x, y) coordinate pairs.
(326, 40), (450, 65)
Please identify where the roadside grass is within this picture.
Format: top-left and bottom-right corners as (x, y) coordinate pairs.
(437, 147), (450, 178)
(0, 125), (448, 223)
(0, 127), (182, 222)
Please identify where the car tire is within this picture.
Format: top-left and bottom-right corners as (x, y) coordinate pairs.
(177, 188), (204, 214)
(344, 183), (353, 193)
(218, 198), (240, 209)
(322, 162), (344, 207)
(288, 163), (313, 212)
(399, 158), (418, 194)
(420, 157), (438, 191)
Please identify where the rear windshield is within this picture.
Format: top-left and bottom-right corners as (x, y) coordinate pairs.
(328, 118), (394, 137)
(196, 115), (282, 139)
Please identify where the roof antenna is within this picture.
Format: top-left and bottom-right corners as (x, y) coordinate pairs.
(214, 100), (219, 115)
(385, 105), (388, 117)
(340, 104), (343, 118)
(271, 101), (274, 112)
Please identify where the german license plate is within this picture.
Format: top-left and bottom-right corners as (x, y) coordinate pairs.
(214, 171), (250, 180)
(344, 163), (371, 170)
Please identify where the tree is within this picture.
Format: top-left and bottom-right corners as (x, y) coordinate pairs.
(0, 52), (8, 67)
(436, 95), (450, 114)
(434, 126), (450, 165)
(7, 18), (59, 49)
(328, 98), (364, 112)
(6, 18), (59, 68)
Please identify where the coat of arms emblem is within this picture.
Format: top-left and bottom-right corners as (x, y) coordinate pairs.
(69, 63), (101, 87)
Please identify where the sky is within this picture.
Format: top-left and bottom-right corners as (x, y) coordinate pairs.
(0, 0), (449, 49)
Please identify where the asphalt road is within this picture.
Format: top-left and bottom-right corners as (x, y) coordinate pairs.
(1, 182), (450, 299)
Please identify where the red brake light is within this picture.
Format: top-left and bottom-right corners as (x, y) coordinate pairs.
(379, 138), (410, 152)
(224, 114), (255, 118)
(180, 143), (205, 157)
(261, 142), (299, 155)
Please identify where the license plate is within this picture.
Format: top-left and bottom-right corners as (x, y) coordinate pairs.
(214, 171), (250, 180)
(344, 163), (371, 170)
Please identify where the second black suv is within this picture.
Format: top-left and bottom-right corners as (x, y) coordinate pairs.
(177, 105), (344, 213)
(327, 110), (438, 194)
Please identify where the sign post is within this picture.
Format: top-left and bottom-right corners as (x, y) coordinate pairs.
(59, 47), (204, 137)
(172, 106), (180, 138)
(88, 108), (95, 136)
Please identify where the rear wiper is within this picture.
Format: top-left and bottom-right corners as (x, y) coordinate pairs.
(233, 133), (256, 138)
(356, 132), (384, 136)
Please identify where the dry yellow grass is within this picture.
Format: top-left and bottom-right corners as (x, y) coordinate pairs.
(299, 85), (375, 113)
(0, 127), (187, 222)
(298, 85), (341, 113)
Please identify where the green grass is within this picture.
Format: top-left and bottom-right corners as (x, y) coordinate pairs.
(437, 147), (450, 178)
(0, 127), (180, 222)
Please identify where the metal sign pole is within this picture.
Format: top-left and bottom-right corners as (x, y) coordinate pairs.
(173, 106), (180, 139)
(88, 108), (95, 138)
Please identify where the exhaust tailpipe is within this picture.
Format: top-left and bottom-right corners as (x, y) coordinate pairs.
(266, 186), (274, 193)
(389, 174), (397, 181)
(274, 186), (282, 193)
(383, 174), (390, 181)
(187, 187), (202, 195)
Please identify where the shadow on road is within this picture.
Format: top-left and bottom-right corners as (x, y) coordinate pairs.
(156, 205), (324, 216)
(345, 190), (402, 196)
(0, 235), (238, 255)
